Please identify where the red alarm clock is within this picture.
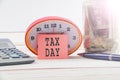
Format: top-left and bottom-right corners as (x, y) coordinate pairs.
(25, 16), (82, 55)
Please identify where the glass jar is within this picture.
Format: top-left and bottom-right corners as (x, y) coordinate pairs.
(84, 0), (116, 53)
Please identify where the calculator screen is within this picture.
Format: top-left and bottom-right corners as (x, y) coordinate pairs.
(0, 39), (15, 49)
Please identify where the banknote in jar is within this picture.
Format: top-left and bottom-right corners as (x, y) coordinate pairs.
(84, 0), (115, 53)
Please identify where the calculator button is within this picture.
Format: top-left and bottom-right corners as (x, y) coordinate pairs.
(2, 56), (9, 59)
(21, 55), (30, 58)
(18, 53), (30, 58)
(10, 54), (20, 58)
(0, 52), (5, 56)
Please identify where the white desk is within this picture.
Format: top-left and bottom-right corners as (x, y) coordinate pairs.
(0, 33), (120, 80)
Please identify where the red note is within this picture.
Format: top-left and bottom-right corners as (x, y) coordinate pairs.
(37, 34), (68, 59)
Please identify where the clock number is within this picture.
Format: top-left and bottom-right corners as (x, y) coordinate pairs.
(36, 27), (41, 32)
(51, 23), (57, 28)
(31, 36), (35, 40)
(44, 24), (49, 28)
(67, 27), (70, 31)
(59, 24), (62, 28)
(68, 44), (70, 48)
(73, 36), (76, 40)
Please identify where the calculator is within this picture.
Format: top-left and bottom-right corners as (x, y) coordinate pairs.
(0, 39), (35, 66)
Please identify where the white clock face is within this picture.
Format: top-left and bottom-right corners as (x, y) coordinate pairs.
(25, 17), (82, 55)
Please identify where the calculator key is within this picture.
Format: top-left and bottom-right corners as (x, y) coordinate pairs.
(0, 52), (4, 54)
(10, 54), (20, 58)
(2, 56), (9, 59)
(17, 51), (23, 54)
(21, 55), (30, 58)
(18, 53), (30, 58)
(0, 52), (6, 56)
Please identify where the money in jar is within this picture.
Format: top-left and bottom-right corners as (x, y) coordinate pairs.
(84, 0), (115, 53)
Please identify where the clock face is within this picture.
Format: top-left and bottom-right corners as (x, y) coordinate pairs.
(25, 16), (82, 55)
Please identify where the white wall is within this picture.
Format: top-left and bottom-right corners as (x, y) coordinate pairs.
(0, 0), (84, 32)
(0, 0), (120, 53)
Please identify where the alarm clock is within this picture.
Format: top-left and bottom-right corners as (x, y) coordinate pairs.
(25, 16), (82, 55)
